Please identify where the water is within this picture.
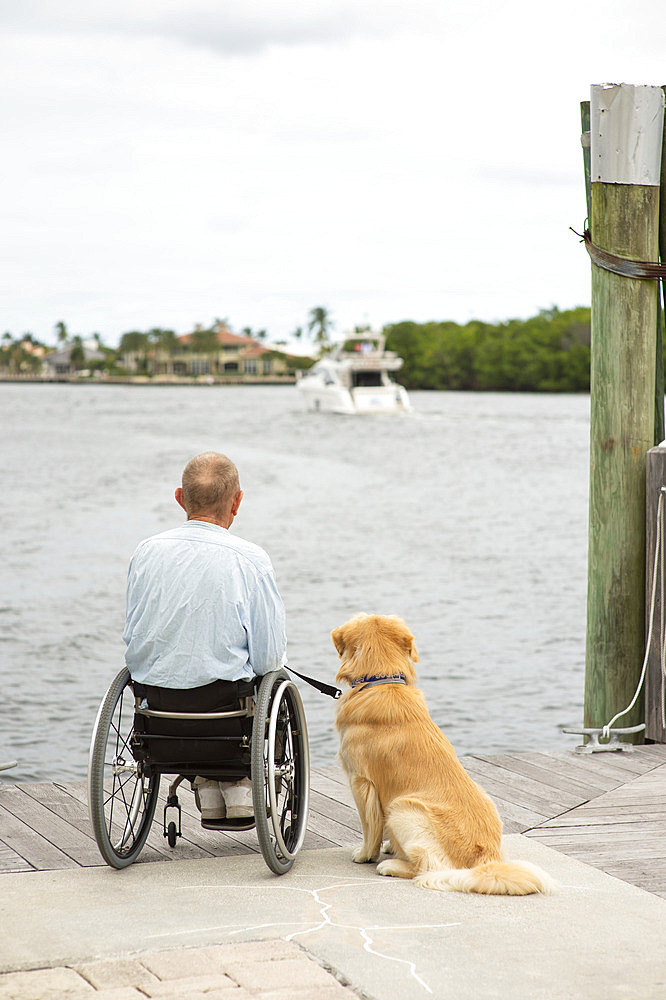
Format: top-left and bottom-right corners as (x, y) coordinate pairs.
(1, 383), (590, 782)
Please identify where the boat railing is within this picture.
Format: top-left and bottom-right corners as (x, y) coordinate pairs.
(336, 353), (403, 370)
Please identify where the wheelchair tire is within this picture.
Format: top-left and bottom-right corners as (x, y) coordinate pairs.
(88, 667), (160, 869)
(251, 670), (310, 875)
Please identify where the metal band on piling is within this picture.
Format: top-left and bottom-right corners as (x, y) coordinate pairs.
(574, 227), (666, 281)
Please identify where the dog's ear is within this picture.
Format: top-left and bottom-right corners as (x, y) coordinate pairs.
(393, 619), (419, 663)
(331, 625), (346, 657)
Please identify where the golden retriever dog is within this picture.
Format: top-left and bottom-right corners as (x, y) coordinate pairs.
(332, 613), (556, 895)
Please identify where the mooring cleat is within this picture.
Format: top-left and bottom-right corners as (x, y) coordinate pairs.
(562, 724), (646, 753)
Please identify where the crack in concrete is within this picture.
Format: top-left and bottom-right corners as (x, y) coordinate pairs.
(145, 876), (460, 994)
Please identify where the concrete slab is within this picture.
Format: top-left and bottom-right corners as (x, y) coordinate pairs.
(1, 836), (665, 1000)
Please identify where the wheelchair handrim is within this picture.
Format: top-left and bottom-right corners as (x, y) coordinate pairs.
(267, 679), (309, 860)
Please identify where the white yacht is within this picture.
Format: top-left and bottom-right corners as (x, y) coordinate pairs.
(296, 335), (411, 414)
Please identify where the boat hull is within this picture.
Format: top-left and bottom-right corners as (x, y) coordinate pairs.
(297, 381), (410, 414)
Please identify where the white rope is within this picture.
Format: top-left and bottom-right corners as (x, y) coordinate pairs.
(661, 489), (666, 729)
(602, 488), (665, 739)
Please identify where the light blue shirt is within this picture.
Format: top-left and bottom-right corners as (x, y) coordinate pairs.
(123, 520), (287, 688)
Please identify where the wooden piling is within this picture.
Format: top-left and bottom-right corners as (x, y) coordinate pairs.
(584, 84), (665, 736)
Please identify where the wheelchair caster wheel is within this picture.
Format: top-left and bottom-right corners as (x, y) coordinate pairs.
(166, 820), (178, 848)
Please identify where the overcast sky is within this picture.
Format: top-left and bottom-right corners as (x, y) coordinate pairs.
(2, 0), (666, 348)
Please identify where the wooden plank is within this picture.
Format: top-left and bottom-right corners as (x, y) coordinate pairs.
(530, 747), (666, 780)
(20, 782), (109, 850)
(484, 795), (549, 833)
(528, 822), (666, 843)
(0, 839), (34, 873)
(311, 764), (348, 787)
(308, 789), (361, 833)
(460, 759), (567, 819)
(571, 749), (666, 776)
(494, 753), (611, 800)
(470, 756), (587, 812)
(550, 752), (658, 780)
(509, 752), (619, 792)
(0, 786), (101, 866)
(0, 803), (78, 870)
(622, 744), (666, 762)
(535, 843), (666, 864)
(301, 830), (341, 851)
(604, 761), (666, 788)
(310, 769), (356, 807)
(305, 809), (361, 848)
(498, 819), (525, 836)
(597, 858), (666, 880)
(536, 804), (666, 827)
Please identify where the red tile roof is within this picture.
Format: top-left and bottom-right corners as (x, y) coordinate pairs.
(177, 328), (268, 354)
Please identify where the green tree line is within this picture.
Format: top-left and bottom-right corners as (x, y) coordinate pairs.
(2, 305), (601, 391)
(384, 307), (592, 392)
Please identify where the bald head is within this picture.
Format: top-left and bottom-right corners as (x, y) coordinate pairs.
(178, 452), (242, 526)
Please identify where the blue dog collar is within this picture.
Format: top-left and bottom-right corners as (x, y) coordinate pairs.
(352, 674), (407, 691)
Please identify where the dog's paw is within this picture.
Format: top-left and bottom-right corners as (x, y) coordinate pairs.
(377, 858), (413, 879)
(377, 859), (402, 877)
(351, 846), (379, 864)
(381, 839), (395, 855)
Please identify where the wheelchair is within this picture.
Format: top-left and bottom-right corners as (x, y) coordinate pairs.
(87, 667), (310, 875)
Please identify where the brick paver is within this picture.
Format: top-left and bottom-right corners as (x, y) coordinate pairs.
(0, 941), (355, 1000)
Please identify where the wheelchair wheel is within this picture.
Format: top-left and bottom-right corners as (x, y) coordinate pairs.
(251, 670), (310, 875)
(88, 667), (160, 869)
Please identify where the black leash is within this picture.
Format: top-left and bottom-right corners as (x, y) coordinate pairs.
(286, 666), (341, 700)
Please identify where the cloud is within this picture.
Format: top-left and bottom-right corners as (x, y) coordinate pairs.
(0, 0), (448, 55)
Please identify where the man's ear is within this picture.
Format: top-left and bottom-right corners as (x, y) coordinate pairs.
(175, 487), (186, 512)
(231, 490), (243, 517)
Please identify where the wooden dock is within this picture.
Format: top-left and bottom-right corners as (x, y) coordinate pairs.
(2, 746), (666, 899)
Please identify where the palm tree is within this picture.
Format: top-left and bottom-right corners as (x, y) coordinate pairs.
(55, 321), (68, 346)
(69, 335), (85, 370)
(118, 330), (150, 372)
(307, 306), (333, 352)
(189, 326), (220, 354)
(148, 328), (177, 354)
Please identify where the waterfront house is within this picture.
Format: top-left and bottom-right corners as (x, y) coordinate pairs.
(42, 340), (105, 376)
(128, 323), (298, 381)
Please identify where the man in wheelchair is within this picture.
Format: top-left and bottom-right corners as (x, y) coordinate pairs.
(123, 451), (287, 824)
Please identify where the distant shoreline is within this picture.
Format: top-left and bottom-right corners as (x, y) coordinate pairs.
(0, 374), (296, 386)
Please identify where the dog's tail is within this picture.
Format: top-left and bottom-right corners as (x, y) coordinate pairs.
(414, 859), (557, 896)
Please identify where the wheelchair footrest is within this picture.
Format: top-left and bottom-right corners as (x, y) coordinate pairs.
(201, 816), (256, 832)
